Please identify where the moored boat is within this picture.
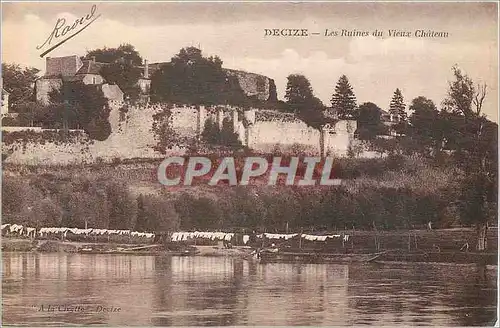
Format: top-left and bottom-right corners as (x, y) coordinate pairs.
(78, 244), (199, 256)
(257, 248), (387, 264)
(374, 250), (497, 265)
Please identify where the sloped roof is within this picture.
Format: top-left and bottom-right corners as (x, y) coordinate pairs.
(101, 84), (124, 100)
(76, 60), (108, 75)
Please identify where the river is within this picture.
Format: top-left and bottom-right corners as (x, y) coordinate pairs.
(2, 253), (497, 326)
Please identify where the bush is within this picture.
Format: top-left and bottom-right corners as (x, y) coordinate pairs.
(1, 116), (21, 126)
(2, 130), (88, 147)
(201, 117), (242, 149)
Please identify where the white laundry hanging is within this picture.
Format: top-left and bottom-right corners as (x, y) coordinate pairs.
(243, 235), (250, 244)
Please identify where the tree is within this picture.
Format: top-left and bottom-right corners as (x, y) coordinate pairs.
(85, 44), (143, 101)
(2, 63), (40, 110)
(297, 96), (327, 130)
(284, 74), (326, 129)
(106, 180), (137, 230)
(408, 96), (441, 155)
(174, 193), (222, 230)
(389, 88), (407, 121)
(136, 195), (179, 232)
(151, 47), (248, 106)
(84, 43), (142, 66)
(99, 62), (142, 101)
(220, 187), (267, 230)
(48, 82), (112, 140)
(201, 119), (220, 145)
(331, 75), (357, 119)
(356, 102), (386, 140)
(442, 65), (487, 118)
(221, 118), (242, 147)
(201, 117), (242, 148)
(284, 74), (326, 156)
(442, 65), (496, 251)
(284, 74), (314, 112)
(11, 101), (45, 127)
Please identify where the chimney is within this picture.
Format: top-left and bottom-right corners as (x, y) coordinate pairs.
(144, 59), (149, 79)
(45, 57), (53, 76)
(91, 56), (96, 63)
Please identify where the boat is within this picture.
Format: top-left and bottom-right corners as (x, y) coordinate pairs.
(374, 250), (497, 265)
(78, 244), (199, 256)
(257, 248), (497, 265)
(257, 248), (387, 264)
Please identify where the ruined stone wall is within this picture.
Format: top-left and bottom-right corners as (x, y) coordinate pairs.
(246, 110), (321, 154)
(324, 120), (356, 157)
(164, 106), (354, 157)
(3, 104), (357, 165)
(224, 69), (276, 101)
(170, 106), (200, 138)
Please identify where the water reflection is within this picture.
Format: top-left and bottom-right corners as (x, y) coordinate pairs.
(2, 253), (497, 326)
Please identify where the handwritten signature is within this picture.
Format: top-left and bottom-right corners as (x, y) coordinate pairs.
(37, 4), (101, 57)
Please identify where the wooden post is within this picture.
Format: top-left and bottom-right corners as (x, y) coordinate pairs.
(351, 224), (355, 250)
(299, 228), (303, 250)
(408, 233), (411, 251)
(414, 233), (418, 250)
(373, 222), (379, 251)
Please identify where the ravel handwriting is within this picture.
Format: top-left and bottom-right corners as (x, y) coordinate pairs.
(37, 4), (101, 58)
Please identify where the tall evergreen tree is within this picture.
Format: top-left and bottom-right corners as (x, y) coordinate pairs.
(330, 75), (357, 119)
(389, 88), (407, 121)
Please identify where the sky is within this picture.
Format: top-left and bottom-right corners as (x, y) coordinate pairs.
(2, 2), (498, 121)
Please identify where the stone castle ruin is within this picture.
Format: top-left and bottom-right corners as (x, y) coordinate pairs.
(137, 103), (356, 157)
(4, 55), (359, 164)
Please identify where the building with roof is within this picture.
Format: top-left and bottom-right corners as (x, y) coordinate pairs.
(36, 55), (109, 104)
(36, 54), (276, 106)
(35, 55), (150, 104)
(380, 108), (406, 137)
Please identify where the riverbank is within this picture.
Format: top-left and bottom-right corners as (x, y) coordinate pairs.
(1, 238), (143, 253)
(2, 236), (497, 265)
(1, 238), (254, 258)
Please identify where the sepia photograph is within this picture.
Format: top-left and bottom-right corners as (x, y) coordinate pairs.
(1, 1), (498, 326)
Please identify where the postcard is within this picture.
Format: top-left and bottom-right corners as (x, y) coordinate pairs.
(1, 1), (498, 326)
